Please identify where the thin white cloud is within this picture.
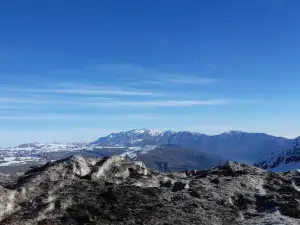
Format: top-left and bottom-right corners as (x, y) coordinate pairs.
(0, 94), (231, 108)
(207, 63), (217, 69)
(0, 114), (199, 121)
(47, 88), (161, 96)
(51, 99), (230, 108)
(94, 99), (228, 107)
(162, 75), (217, 84)
(0, 113), (235, 121)
(126, 74), (217, 86)
(98, 64), (218, 85)
(0, 114), (163, 120)
(4, 85), (170, 97)
(0, 98), (41, 103)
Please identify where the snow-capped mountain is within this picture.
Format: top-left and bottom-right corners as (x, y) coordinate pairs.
(254, 138), (300, 172)
(92, 128), (294, 163)
(92, 128), (162, 146)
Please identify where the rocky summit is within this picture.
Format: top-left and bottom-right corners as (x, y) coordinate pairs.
(0, 156), (300, 225)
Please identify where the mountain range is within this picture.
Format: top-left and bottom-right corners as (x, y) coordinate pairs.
(1, 129), (299, 173)
(93, 129), (296, 164)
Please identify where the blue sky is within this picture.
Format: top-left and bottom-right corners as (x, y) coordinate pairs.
(1, 0), (300, 145)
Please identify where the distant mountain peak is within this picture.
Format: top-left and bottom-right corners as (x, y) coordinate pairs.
(127, 128), (162, 135)
(222, 130), (244, 135)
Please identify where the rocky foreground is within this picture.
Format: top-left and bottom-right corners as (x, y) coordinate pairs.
(0, 156), (300, 225)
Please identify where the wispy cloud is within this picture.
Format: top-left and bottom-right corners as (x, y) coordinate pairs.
(0, 96), (231, 108)
(0, 113), (230, 121)
(0, 114), (169, 121)
(43, 88), (161, 96)
(0, 98), (41, 103)
(2, 84), (171, 97)
(102, 63), (218, 86)
(162, 74), (217, 84)
(126, 75), (217, 86)
(207, 63), (217, 69)
(91, 99), (229, 107)
(1, 63), (218, 97)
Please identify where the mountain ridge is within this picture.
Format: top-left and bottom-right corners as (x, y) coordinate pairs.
(91, 128), (296, 164)
(92, 129), (296, 146)
(2, 129), (296, 149)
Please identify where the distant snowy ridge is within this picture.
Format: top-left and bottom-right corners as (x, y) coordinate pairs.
(6, 142), (89, 153)
(0, 139), (159, 166)
(0, 142), (90, 166)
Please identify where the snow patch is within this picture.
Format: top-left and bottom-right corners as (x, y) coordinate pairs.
(0, 157), (40, 166)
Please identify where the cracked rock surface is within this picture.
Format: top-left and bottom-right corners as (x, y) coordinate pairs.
(0, 156), (300, 225)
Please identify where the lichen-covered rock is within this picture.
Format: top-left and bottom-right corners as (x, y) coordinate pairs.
(0, 157), (299, 224)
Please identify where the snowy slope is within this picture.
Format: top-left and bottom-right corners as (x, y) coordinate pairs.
(7, 142), (88, 153)
(0, 142), (90, 167)
(0, 140), (159, 167)
(119, 145), (157, 159)
(255, 138), (300, 172)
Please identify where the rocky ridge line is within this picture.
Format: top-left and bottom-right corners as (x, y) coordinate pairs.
(0, 156), (299, 224)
